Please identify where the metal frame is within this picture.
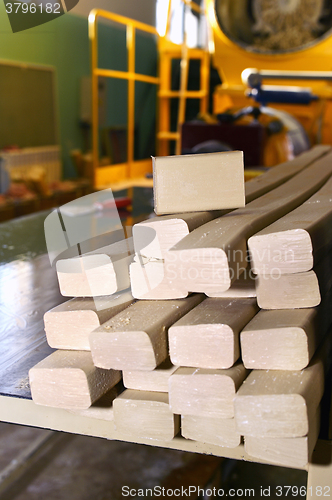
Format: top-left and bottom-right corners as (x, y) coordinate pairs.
(157, 0), (211, 156)
(88, 3), (210, 187)
(88, 9), (159, 189)
(2, 394), (332, 500)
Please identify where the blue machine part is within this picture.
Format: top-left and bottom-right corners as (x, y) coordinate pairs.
(248, 85), (318, 106)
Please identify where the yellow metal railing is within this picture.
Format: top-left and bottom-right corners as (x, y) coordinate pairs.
(158, 0), (211, 156)
(88, 9), (159, 189)
(89, 3), (211, 187)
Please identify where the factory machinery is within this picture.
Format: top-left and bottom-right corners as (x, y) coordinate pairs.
(90, 0), (332, 184)
(187, 0), (332, 166)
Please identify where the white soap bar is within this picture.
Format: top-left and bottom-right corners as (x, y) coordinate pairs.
(153, 151), (245, 214)
(29, 350), (121, 410)
(113, 389), (180, 442)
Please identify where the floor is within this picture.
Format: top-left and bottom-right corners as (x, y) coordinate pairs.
(0, 422), (307, 500)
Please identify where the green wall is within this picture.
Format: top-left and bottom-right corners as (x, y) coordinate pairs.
(98, 22), (158, 161)
(0, 4), (157, 177)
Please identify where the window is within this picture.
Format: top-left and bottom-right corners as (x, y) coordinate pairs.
(156, 0), (202, 48)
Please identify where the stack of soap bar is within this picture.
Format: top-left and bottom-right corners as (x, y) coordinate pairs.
(131, 145), (329, 301)
(130, 211), (231, 300)
(234, 334), (331, 438)
(248, 175), (332, 275)
(248, 173), (332, 309)
(89, 294), (204, 370)
(244, 408), (320, 468)
(29, 146), (332, 456)
(165, 151), (332, 295)
(255, 249), (332, 309)
(168, 364), (248, 448)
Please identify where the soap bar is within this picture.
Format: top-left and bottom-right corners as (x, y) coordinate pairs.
(244, 145), (330, 201)
(248, 175), (332, 275)
(153, 151), (245, 214)
(168, 298), (258, 369)
(113, 389), (180, 442)
(241, 290), (332, 370)
(29, 350), (121, 410)
(182, 415), (241, 449)
(168, 363), (248, 419)
(56, 238), (133, 297)
(44, 291), (133, 350)
(123, 358), (178, 393)
(133, 146), (330, 300)
(256, 250), (332, 310)
(244, 407), (320, 468)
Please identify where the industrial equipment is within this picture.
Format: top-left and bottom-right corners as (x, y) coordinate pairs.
(90, 0), (332, 186)
(196, 0), (332, 164)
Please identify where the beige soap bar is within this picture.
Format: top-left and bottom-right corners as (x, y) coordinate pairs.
(256, 271), (320, 309)
(132, 146), (330, 300)
(168, 363), (248, 419)
(182, 415), (241, 449)
(256, 250), (332, 310)
(131, 211), (227, 300)
(131, 211), (230, 300)
(113, 389), (180, 442)
(241, 291), (332, 370)
(29, 350), (121, 410)
(153, 151), (245, 214)
(133, 211), (228, 260)
(169, 298), (258, 369)
(129, 259), (187, 300)
(123, 359), (178, 393)
(135, 145), (330, 261)
(244, 407), (320, 468)
(69, 384), (122, 421)
(248, 175), (332, 275)
(44, 291), (133, 350)
(167, 151), (332, 294)
(56, 238), (133, 297)
(89, 294), (204, 371)
(234, 334), (330, 438)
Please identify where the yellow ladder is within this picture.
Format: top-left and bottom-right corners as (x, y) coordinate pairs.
(88, 9), (159, 190)
(157, 0), (211, 156)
